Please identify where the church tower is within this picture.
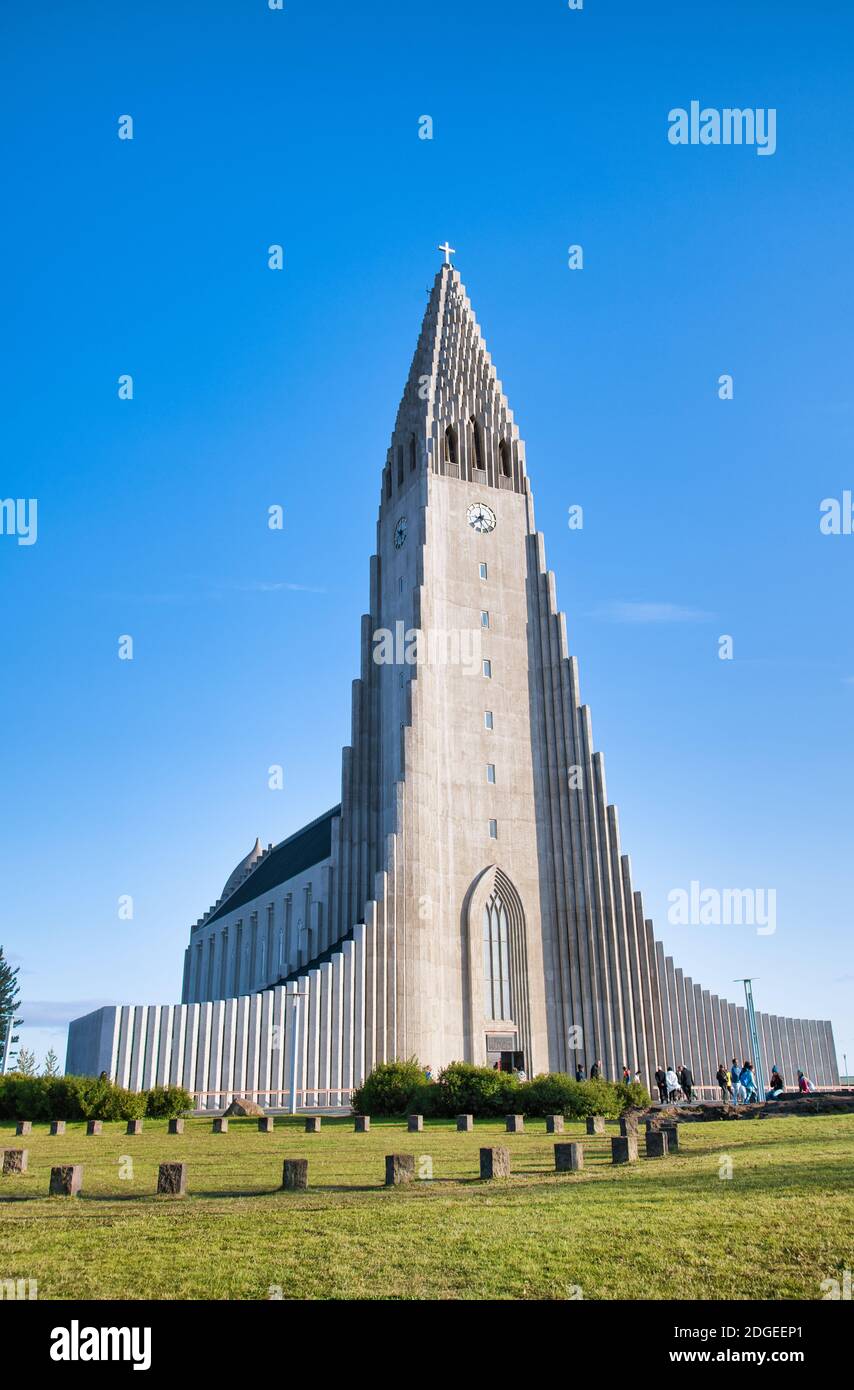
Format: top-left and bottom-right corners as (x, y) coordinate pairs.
(66, 256), (840, 1101)
(335, 256), (660, 1079)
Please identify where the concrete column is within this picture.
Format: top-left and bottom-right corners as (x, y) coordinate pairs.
(155, 1007), (175, 1088)
(169, 1006), (188, 1090)
(656, 943), (673, 1075)
(194, 1002), (213, 1106)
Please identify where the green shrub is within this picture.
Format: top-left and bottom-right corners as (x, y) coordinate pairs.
(429, 1062), (520, 1117)
(145, 1085), (194, 1119)
(613, 1080), (652, 1111)
(351, 1059), (425, 1116)
(0, 1073), (189, 1122)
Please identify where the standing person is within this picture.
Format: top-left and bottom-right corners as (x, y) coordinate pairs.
(575, 1063), (585, 1083)
(424, 1065), (433, 1083)
(740, 1061), (757, 1102)
(633, 1069), (642, 1085)
(730, 1058), (742, 1105)
(765, 1066), (784, 1100)
(654, 1066), (668, 1103)
(716, 1062), (730, 1101)
(665, 1066), (680, 1102)
(589, 1060), (602, 1080)
(621, 1064), (631, 1086)
(678, 1063), (694, 1102)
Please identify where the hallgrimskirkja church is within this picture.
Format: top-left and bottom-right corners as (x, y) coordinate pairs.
(67, 258), (839, 1102)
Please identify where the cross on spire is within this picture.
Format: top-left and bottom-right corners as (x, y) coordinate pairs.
(438, 241), (456, 265)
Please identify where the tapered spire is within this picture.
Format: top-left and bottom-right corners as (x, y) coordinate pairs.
(384, 263), (527, 497)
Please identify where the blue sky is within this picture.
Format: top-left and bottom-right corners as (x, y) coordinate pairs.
(1, 0), (852, 1075)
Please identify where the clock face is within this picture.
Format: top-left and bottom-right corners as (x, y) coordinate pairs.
(467, 502), (496, 535)
(394, 515), (407, 549)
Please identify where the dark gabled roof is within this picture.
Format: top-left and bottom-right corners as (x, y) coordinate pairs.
(203, 805), (340, 927)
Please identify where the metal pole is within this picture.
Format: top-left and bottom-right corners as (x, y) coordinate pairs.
(0, 1014), (12, 1076)
(734, 979), (765, 1100)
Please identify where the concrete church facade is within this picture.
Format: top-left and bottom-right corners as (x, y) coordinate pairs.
(66, 260), (840, 1103)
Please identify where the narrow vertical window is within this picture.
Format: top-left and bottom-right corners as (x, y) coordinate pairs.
(486, 764), (496, 784)
(480, 610), (490, 628)
(499, 439), (512, 477)
(482, 659), (492, 678)
(479, 562), (488, 580)
(469, 416), (484, 470)
(444, 426), (457, 465)
(489, 819), (498, 839)
(484, 710), (493, 730)
(385, 468), (392, 499)
(409, 434), (417, 471)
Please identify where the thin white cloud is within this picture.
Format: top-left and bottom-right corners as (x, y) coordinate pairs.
(589, 600), (714, 624)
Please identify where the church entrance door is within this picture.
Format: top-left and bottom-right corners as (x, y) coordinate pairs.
(500, 1050), (525, 1073)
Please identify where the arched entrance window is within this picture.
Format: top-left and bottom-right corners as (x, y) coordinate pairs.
(482, 890), (512, 1020)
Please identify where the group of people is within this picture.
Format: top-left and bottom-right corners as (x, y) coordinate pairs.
(654, 1064), (696, 1103)
(714, 1059), (762, 1103)
(573, 1062), (642, 1085)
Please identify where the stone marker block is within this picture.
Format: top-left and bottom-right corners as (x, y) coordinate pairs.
(408, 1114), (424, 1132)
(480, 1146), (511, 1179)
(385, 1153), (416, 1186)
(157, 1162), (187, 1196)
(619, 1113), (639, 1137)
(86, 1121), (102, 1136)
(50, 1121), (66, 1136)
(456, 1114), (473, 1132)
(50, 1165), (83, 1197)
(546, 1115), (565, 1134)
(586, 1115), (606, 1135)
(354, 1115), (370, 1132)
(554, 1142), (584, 1172)
(213, 1118), (228, 1133)
(126, 1119), (143, 1135)
(16, 1121), (32, 1136)
(505, 1114), (524, 1134)
(645, 1129), (669, 1158)
(258, 1117), (275, 1133)
(660, 1122), (679, 1151)
(281, 1158), (309, 1191)
(611, 1135), (638, 1164)
(305, 1116), (321, 1133)
(2, 1149), (27, 1175)
(168, 1119), (184, 1135)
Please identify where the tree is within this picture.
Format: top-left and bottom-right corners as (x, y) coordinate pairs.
(0, 946), (23, 1072)
(15, 1047), (38, 1076)
(43, 1048), (60, 1077)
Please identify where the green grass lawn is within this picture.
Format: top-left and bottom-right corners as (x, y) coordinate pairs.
(1, 1113), (852, 1300)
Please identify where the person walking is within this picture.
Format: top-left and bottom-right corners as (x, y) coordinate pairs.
(589, 1060), (602, 1080)
(621, 1064), (631, 1086)
(716, 1062), (730, 1101)
(665, 1066), (680, 1102)
(654, 1066), (668, 1103)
